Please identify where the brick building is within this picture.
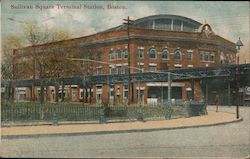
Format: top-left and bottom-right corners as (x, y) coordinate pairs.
(13, 14), (237, 104)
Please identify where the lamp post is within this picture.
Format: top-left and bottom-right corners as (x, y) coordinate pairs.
(235, 37), (243, 119)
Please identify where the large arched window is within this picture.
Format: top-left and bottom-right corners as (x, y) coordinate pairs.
(149, 48), (157, 59)
(174, 50), (181, 60)
(162, 49), (169, 59)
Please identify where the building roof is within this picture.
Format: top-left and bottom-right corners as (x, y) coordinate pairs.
(103, 14), (202, 33)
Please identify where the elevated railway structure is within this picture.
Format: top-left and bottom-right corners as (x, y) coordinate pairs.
(2, 64), (250, 105)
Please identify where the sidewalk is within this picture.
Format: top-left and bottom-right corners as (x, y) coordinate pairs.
(1, 110), (242, 139)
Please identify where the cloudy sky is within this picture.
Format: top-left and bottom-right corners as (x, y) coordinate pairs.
(2, 1), (249, 63)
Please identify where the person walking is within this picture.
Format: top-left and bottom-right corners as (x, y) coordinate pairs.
(215, 95), (220, 112)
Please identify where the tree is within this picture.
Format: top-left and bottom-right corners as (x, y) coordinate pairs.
(1, 35), (22, 101)
(21, 20), (70, 46)
(2, 35), (22, 79)
(20, 20), (70, 103)
(21, 20), (49, 46)
(43, 52), (78, 102)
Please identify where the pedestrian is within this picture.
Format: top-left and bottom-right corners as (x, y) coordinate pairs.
(215, 95), (220, 112)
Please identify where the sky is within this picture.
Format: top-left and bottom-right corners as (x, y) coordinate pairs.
(1, 0), (250, 63)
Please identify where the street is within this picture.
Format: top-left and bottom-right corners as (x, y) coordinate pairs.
(1, 106), (249, 158)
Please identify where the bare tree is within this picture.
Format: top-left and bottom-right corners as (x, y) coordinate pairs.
(20, 20), (71, 103)
(1, 35), (22, 101)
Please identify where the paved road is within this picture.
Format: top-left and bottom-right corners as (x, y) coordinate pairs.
(1, 106), (249, 158)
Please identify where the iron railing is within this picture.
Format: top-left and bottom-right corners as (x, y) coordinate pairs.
(1, 101), (206, 126)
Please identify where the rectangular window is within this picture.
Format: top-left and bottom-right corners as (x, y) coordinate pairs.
(149, 66), (157, 72)
(72, 88), (77, 98)
(109, 51), (115, 60)
(200, 51), (204, 61)
(117, 66), (122, 74)
(124, 65), (129, 74)
(173, 20), (182, 31)
(187, 52), (192, 60)
(96, 52), (101, 61)
(124, 49), (128, 59)
(204, 52), (209, 61)
(96, 68), (102, 75)
(123, 84), (128, 103)
(109, 67), (115, 75)
(200, 51), (216, 62)
(210, 52), (215, 61)
(109, 85), (114, 102)
(96, 85), (102, 94)
(138, 48), (144, 59)
(174, 66), (182, 70)
(117, 50), (122, 59)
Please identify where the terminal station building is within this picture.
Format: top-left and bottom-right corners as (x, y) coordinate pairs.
(12, 14), (237, 105)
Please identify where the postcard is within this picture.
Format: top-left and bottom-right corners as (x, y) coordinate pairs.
(1, 0), (249, 158)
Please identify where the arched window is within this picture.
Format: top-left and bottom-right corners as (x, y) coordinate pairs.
(174, 50), (181, 60)
(162, 49), (169, 59)
(149, 48), (157, 59)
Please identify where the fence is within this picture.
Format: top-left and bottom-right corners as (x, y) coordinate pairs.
(1, 101), (207, 126)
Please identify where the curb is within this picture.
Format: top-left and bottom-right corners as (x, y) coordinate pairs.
(1, 117), (243, 140)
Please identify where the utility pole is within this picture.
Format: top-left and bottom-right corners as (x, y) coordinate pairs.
(168, 72), (171, 106)
(123, 16), (134, 105)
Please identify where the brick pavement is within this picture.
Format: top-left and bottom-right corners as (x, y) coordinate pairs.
(1, 110), (242, 138)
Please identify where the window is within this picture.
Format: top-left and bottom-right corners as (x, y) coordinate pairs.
(124, 49), (128, 59)
(96, 85), (102, 92)
(96, 85), (102, 104)
(173, 20), (182, 31)
(149, 48), (157, 59)
(124, 65), (129, 74)
(96, 67), (102, 75)
(138, 48), (144, 59)
(210, 52), (215, 61)
(149, 65), (157, 72)
(117, 66), (122, 74)
(123, 84), (128, 102)
(187, 51), (192, 60)
(110, 85), (114, 99)
(137, 63), (144, 73)
(174, 64), (182, 70)
(200, 51), (216, 62)
(174, 50), (181, 60)
(96, 52), (101, 61)
(162, 49), (169, 59)
(204, 52), (209, 61)
(117, 49), (122, 59)
(109, 50), (115, 60)
(200, 51), (204, 61)
(109, 67), (115, 75)
(72, 88), (77, 98)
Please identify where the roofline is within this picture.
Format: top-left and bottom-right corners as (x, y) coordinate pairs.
(134, 14), (202, 26)
(14, 28), (237, 56)
(15, 15), (203, 51)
